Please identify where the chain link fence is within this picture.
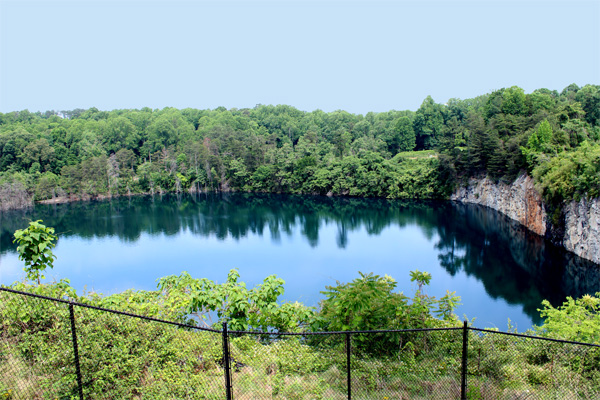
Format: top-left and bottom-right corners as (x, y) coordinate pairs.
(465, 327), (600, 399)
(225, 328), (464, 399)
(1, 286), (599, 399)
(0, 287), (224, 400)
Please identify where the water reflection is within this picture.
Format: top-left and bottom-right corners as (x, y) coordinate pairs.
(1, 193), (440, 250)
(439, 203), (600, 325)
(1, 193), (599, 328)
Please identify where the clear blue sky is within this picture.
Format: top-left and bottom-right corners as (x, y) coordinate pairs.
(1, 0), (598, 114)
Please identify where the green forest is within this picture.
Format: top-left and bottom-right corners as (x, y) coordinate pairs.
(1, 84), (599, 211)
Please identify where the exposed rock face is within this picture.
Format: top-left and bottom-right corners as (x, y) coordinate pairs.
(451, 175), (547, 236)
(452, 175), (600, 265)
(564, 198), (600, 264)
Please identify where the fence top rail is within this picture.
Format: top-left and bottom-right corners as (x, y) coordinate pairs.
(3, 286), (600, 347)
(470, 326), (600, 348)
(0, 286), (220, 334)
(230, 326), (463, 336)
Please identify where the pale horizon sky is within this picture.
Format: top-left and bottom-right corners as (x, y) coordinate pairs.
(1, 0), (599, 114)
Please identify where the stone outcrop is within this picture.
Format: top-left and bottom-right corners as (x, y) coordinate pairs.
(451, 175), (546, 236)
(563, 198), (600, 264)
(452, 175), (600, 265)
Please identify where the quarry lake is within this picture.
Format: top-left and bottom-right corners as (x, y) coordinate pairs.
(1, 193), (599, 331)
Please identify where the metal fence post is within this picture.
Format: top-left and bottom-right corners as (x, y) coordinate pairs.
(346, 333), (352, 400)
(68, 303), (84, 400)
(222, 322), (232, 400)
(461, 320), (468, 400)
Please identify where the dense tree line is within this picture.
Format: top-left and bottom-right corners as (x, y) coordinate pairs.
(437, 84), (600, 206)
(0, 83), (598, 209)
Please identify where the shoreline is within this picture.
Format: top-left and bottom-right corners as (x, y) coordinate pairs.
(7, 187), (600, 267)
(37, 192), (147, 205)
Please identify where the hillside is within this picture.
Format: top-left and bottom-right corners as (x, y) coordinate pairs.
(0, 84), (598, 213)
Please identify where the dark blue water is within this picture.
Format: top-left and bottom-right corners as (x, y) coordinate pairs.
(1, 193), (598, 331)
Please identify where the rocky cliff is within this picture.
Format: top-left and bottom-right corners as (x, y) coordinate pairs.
(451, 175), (547, 236)
(563, 198), (600, 264)
(451, 175), (600, 265)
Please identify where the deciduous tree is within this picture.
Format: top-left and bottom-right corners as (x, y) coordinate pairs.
(13, 220), (58, 284)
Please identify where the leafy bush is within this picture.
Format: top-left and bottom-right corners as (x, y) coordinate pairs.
(13, 220), (57, 284)
(157, 269), (315, 332)
(313, 271), (461, 356)
(537, 293), (600, 344)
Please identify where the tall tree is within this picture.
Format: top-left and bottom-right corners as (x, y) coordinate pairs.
(501, 86), (528, 116)
(413, 96), (445, 150)
(392, 116), (416, 153)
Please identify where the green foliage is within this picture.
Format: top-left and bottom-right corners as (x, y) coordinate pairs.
(3, 276), (600, 398)
(537, 293), (600, 344)
(12, 220), (58, 284)
(0, 281), (226, 399)
(385, 116), (415, 154)
(317, 272), (407, 332)
(501, 86), (528, 116)
(533, 141), (600, 203)
(414, 95), (446, 150)
(409, 269), (431, 293)
(317, 270), (462, 333)
(157, 269), (314, 332)
(0, 83), (598, 210)
(521, 119), (555, 169)
(315, 271), (461, 355)
(575, 84), (600, 126)
(34, 172), (61, 200)
(95, 288), (194, 324)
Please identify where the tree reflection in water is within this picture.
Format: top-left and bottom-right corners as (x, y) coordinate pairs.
(1, 193), (598, 328)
